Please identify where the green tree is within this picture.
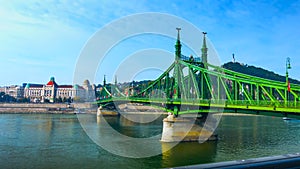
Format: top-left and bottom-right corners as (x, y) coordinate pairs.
(0, 92), (5, 102)
(56, 96), (63, 103)
(62, 97), (67, 103)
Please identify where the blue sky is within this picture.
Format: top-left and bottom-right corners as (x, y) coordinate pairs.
(1, 0), (300, 86)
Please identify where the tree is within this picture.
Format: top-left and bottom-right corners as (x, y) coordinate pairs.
(67, 97), (72, 103)
(0, 92), (5, 102)
(18, 98), (30, 103)
(0, 92), (16, 103)
(62, 97), (67, 103)
(55, 96), (63, 103)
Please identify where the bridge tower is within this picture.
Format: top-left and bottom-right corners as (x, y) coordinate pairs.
(175, 27), (182, 60)
(201, 32), (208, 66)
(161, 30), (217, 142)
(200, 32), (211, 100)
(172, 28), (183, 114)
(173, 28), (182, 100)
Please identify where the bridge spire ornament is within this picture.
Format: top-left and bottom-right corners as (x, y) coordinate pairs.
(103, 75), (106, 86)
(114, 75), (118, 85)
(201, 32), (208, 66)
(175, 27), (182, 61)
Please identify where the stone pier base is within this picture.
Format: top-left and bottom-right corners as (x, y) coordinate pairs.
(97, 107), (119, 116)
(160, 114), (218, 142)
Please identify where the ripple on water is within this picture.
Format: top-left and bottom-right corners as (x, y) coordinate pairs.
(1, 113), (300, 168)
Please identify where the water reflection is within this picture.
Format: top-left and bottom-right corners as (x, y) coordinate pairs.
(0, 114), (90, 169)
(215, 114), (300, 161)
(86, 114), (165, 158)
(119, 114), (165, 126)
(97, 114), (164, 138)
(2, 113), (300, 168)
(161, 141), (217, 167)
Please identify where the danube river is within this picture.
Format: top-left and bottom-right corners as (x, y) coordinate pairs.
(1, 113), (300, 168)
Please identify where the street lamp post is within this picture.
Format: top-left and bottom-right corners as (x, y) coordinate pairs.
(285, 57), (291, 106)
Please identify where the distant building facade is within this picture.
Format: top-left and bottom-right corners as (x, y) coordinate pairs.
(0, 85), (24, 99)
(23, 77), (95, 103)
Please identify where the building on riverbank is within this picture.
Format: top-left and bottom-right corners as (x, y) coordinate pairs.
(23, 77), (95, 103)
(0, 85), (24, 99)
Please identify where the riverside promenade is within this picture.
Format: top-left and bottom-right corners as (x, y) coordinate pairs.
(0, 103), (97, 114)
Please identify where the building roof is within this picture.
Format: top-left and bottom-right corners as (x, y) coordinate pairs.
(24, 77), (89, 90)
(58, 85), (73, 88)
(73, 84), (85, 90)
(26, 84), (43, 88)
(46, 77), (58, 87)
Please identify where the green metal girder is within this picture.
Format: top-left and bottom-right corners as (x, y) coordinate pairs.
(260, 86), (276, 102)
(203, 72), (215, 100)
(236, 81), (252, 103)
(188, 67), (200, 98)
(137, 62), (175, 96)
(177, 63), (187, 100)
(275, 88), (285, 100)
(103, 87), (112, 97)
(219, 77), (233, 102)
(182, 60), (300, 101)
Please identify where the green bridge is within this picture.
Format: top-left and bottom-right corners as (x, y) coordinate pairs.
(97, 28), (300, 116)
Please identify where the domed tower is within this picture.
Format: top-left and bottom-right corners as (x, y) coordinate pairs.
(83, 79), (90, 88)
(45, 76), (58, 102)
(24, 83), (30, 99)
(82, 79), (95, 101)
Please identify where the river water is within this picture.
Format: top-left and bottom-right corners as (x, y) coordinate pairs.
(1, 113), (300, 168)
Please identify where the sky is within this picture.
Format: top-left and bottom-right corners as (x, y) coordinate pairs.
(1, 0), (300, 86)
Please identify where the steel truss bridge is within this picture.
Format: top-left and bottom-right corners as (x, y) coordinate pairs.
(97, 29), (300, 116)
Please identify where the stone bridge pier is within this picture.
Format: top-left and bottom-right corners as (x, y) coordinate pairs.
(161, 113), (218, 142)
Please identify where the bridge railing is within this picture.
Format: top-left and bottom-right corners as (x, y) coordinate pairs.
(225, 100), (300, 109)
(97, 96), (300, 108)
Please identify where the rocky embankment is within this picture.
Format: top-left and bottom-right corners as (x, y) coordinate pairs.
(0, 103), (97, 114)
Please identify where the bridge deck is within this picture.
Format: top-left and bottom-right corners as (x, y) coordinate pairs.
(96, 97), (300, 115)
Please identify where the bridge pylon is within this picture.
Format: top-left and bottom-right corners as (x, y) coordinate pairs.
(132, 28), (215, 117)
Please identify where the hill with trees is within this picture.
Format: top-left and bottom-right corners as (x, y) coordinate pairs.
(222, 62), (300, 84)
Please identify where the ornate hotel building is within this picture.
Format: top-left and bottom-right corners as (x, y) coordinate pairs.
(23, 77), (95, 103)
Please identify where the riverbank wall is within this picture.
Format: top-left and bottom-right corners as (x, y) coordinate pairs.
(0, 103), (97, 114)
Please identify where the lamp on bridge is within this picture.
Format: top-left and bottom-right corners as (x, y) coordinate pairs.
(286, 57), (291, 106)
